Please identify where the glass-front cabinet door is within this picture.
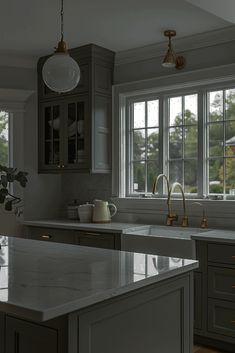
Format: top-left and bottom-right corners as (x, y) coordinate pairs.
(64, 96), (89, 170)
(40, 101), (64, 171)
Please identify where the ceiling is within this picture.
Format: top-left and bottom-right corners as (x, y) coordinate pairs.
(0, 0), (232, 58)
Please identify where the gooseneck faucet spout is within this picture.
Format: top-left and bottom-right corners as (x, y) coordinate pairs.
(152, 174), (178, 226)
(169, 182), (188, 227)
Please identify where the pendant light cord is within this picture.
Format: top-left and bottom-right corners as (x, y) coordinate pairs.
(61, 0), (64, 41)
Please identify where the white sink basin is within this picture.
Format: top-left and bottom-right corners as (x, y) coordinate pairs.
(125, 225), (209, 239)
(122, 225), (209, 259)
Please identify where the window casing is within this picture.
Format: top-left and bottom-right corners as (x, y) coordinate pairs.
(124, 85), (235, 199)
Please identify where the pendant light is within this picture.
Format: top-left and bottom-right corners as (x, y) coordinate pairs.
(42, 0), (80, 93)
(162, 30), (185, 70)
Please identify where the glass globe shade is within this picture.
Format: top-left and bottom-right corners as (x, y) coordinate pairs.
(42, 53), (80, 93)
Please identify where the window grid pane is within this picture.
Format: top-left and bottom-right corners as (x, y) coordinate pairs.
(130, 99), (159, 194)
(207, 88), (235, 195)
(168, 94), (198, 194)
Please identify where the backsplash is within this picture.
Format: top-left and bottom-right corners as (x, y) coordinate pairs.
(61, 173), (112, 214)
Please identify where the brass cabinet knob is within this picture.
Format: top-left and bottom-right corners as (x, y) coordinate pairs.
(61, 164), (65, 168)
(41, 234), (52, 239)
(57, 165), (61, 168)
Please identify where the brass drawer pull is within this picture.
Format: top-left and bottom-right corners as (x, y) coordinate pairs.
(84, 232), (101, 237)
(231, 320), (235, 324)
(41, 234), (52, 239)
(232, 285), (235, 289)
(232, 256), (235, 259)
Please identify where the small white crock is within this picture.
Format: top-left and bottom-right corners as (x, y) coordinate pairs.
(78, 203), (94, 223)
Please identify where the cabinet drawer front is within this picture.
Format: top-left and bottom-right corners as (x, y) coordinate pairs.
(75, 231), (115, 250)
(208, 299), (235, 338)
(208, 243), (235, 265)
(208, 266), (235, 301)
(28, 227), (75, 244)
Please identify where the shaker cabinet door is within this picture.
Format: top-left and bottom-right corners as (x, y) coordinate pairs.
(39, 101), (64, 172)
(5, 316), (58, 353)
(64, 96), (89, 170)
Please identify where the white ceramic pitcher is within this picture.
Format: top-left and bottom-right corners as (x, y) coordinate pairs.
(92, 200), (117, 223)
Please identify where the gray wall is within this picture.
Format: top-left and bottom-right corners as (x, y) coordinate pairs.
(2, 27), (235, 229)
(0, 65), (62, 236)
(61, 29), (235, 213)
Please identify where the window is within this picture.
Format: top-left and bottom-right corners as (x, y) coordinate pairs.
(168, 94), (198, 193)
(123, 85), (235, 199)
(0, 111), (10, 166)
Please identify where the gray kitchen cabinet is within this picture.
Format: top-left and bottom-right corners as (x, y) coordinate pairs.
(27, 226), (75, 244)
(195, 240), (235, 352)
(5, 315), (67, 353)
(0, 312), (4, 353)
(74, 230), (121, 250)
(26, 226), (121, 250)
(194, 271), (203, 331)
(38, 44), (114, 173)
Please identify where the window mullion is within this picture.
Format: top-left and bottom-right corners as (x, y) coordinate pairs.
(145, 101), (148, 193)
(223, 90), (226, 197)
(159, 95), (164, 194)
(198, 90), (205, 198)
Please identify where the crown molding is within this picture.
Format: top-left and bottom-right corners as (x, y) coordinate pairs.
(115, 25), (235, 66)
(0, 88), (35, 112)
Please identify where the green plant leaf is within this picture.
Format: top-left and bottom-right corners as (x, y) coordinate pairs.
(1, 175), (7, 188)
(0, 188), (8, 197)
(5, 200), (13, 211)
(0, 194), (5, 203)
(7, 173), (15, 182)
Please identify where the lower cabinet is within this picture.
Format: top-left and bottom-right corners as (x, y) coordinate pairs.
(2, 314), (67, 353)
(26, 226), (121, 250)
(194, 271), (202, 331)
(195, 240), (235, 352)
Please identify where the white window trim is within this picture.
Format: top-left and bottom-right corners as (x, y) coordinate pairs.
(112, 63), (235, 227)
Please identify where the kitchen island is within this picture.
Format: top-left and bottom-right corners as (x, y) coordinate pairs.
(0, 235), (197, 353)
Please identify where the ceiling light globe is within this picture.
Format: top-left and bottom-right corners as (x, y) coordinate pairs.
(42, 53), (80, 93)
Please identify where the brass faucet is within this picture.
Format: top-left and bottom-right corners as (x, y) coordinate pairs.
(168, 182), (188, 227)
(152, 174), (178, 226)
(192, 202), (208, 228)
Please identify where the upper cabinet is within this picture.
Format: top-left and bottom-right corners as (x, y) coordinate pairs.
(37, 44), (115, 173)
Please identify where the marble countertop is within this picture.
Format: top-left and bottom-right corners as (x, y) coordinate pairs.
(0, 236), (197, 322)
(192, 229), (235, 243)
(23, 219), (142, 234)
(24, 219), (235, 243)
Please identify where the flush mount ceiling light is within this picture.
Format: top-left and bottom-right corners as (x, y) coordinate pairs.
(42, 0), (80, 93)
(162, 30), (185, 70)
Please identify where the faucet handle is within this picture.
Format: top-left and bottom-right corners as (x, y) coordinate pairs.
(166, 213), (178, 226)
(181, 215), (189, 227)
(200, 217), (208, 229)
(191, 202), (208, 229)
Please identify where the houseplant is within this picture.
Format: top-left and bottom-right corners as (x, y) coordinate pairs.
(0, 164), (28, 215)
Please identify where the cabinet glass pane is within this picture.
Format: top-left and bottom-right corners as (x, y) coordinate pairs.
(67, 101), (85, 164)
(44, 104), (61, 166)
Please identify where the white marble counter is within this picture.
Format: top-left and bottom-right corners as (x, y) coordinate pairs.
(24, 219), (142, 234)
(0, 236), (197, 322)
(192, 229), (235, 243)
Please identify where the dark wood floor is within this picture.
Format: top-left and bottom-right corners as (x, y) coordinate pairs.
(193, 345), (227, 353)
